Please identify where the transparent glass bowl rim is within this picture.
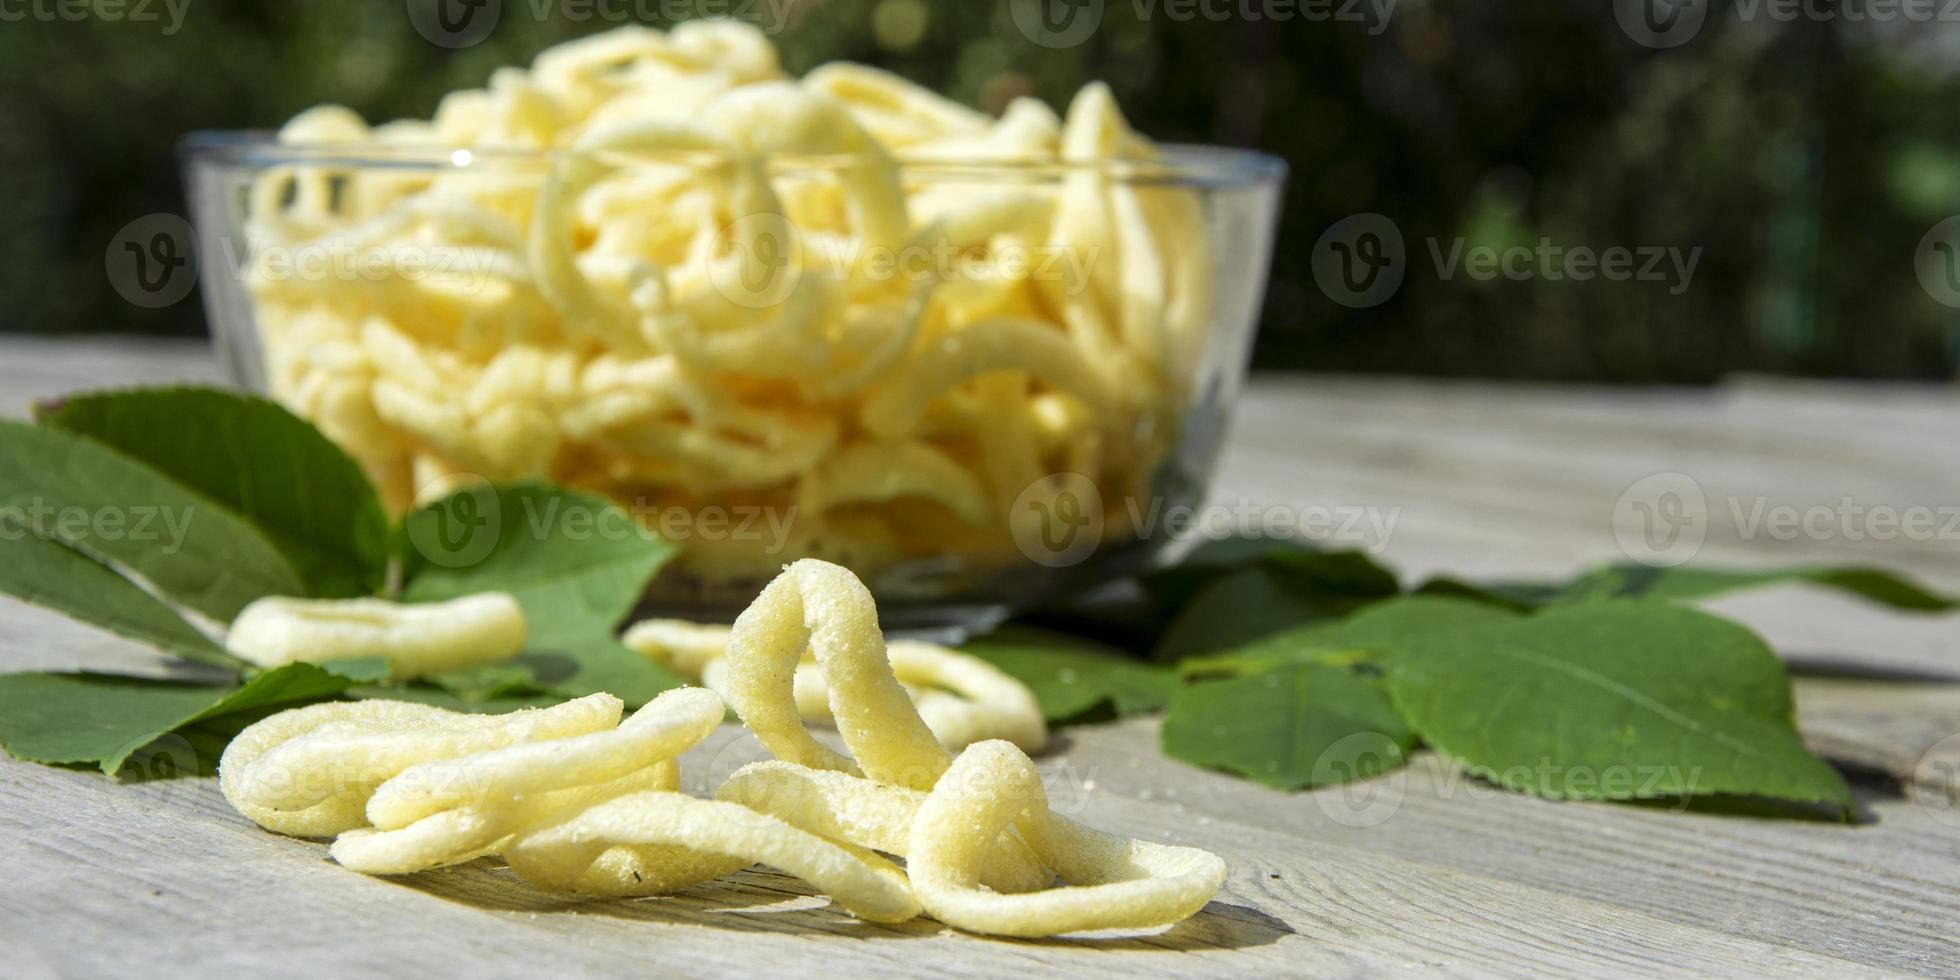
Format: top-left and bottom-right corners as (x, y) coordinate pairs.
(180, 130), (1288, 189)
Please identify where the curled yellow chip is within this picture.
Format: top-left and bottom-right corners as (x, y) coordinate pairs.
(219, 694), (622, 837)
(907, 740), (1227, 937)
(331, 761), (680, 877)
(219, 550), (1224, 937)
(330, 687), (723, 876)
(505, 791), (921, 923)
(715, 760), (1049, 895)
(624, 617), (1048, 753)
(887, 641), (1047, 754)
(363, 687), (722, 829)
(721, 559), (950, 789)
(225, 592), (525, 679)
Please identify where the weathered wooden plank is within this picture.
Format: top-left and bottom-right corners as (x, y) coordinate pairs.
(1798, 676), (1960, 800)
(0, 729), (1927, 979)
(3, 339), (1957, 976)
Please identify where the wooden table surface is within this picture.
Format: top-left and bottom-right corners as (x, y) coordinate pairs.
(2, 337), (1956, 978)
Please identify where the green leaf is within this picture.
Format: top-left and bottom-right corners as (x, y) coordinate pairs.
(1181, 596), (1519, 678)
(0, 662), (361, 774)
(400, 482), (675, 647)
(423, 662), (542, 702)
(1264, 547), (1404, 597)
(0, 420), (303, 621)
(1558, 563), (1955, 612)
(1382, 600), (1852, 812)
(1413, 575), (1563, 612)
(1152, 548), (1403, 662)
(0, 515), (240, 669)
(1154, 567), (1337, 662)
(1142, 536), (1391, 609)
(1140, 535), (1322, 609)
(1161, 664), (1417, 790)
(345, 683), (564, 714)
(519, 635), (684, 706)
(315, 658), (393, 684)
(399, 483), (681, 706)
(40, 387), (391, 598)
(959, 626), (1179, 724)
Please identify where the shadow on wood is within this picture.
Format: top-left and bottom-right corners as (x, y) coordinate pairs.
(391, 860), (1293, 949)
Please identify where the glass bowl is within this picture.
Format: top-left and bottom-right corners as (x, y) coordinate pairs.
(181, 132), (1284, 632)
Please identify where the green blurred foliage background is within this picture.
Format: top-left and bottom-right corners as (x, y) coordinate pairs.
(2, 0), (1957, 380)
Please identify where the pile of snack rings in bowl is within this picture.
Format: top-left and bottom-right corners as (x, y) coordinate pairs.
(242, 19), (1212, 595)
(219, 560), (1227, 938)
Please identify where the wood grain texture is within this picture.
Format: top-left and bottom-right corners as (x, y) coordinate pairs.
(1, 339), (1956, 977)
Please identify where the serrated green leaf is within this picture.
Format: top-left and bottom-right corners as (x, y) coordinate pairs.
(1161, 663), (1416, 790)
(959, 626), (1178, 724)
(0, 420), (303, 621)
(1558, 563), (1955, 612)
(1143, 537), (1393, 609)
(1413, 575), (1563, 612)
(400, 482), (675, 646)
(1263, 547), (1404, 597)
(1140, 536), (1322, 609)
(399, 483), (681, 707)
(1382, 600), (1851, 812)
(424, 662), (542, 702)
(521, 635), (684, 706)
(1180, 596), (1518, 677)
(316, 658), (393, 684)
(40, 387), (391, 598)
(345, 683), (565, 714)
(1153, 557), (1400, 662)
(0, 662), (360, 774)
(0, 514), (240, 669)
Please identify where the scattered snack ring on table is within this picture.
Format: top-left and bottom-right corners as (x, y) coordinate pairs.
(907, 740), (1230, 937)
(715, 759), (1050, 895)
(719, 558), (951, 790)
(219, 694), (622, 837)
(225, 592), (526, 679)
(504, 793), (922, 923)
(218, 559), (1227, 937)
(333, 687), (725, 876)
(622, 616), (1048, 753)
